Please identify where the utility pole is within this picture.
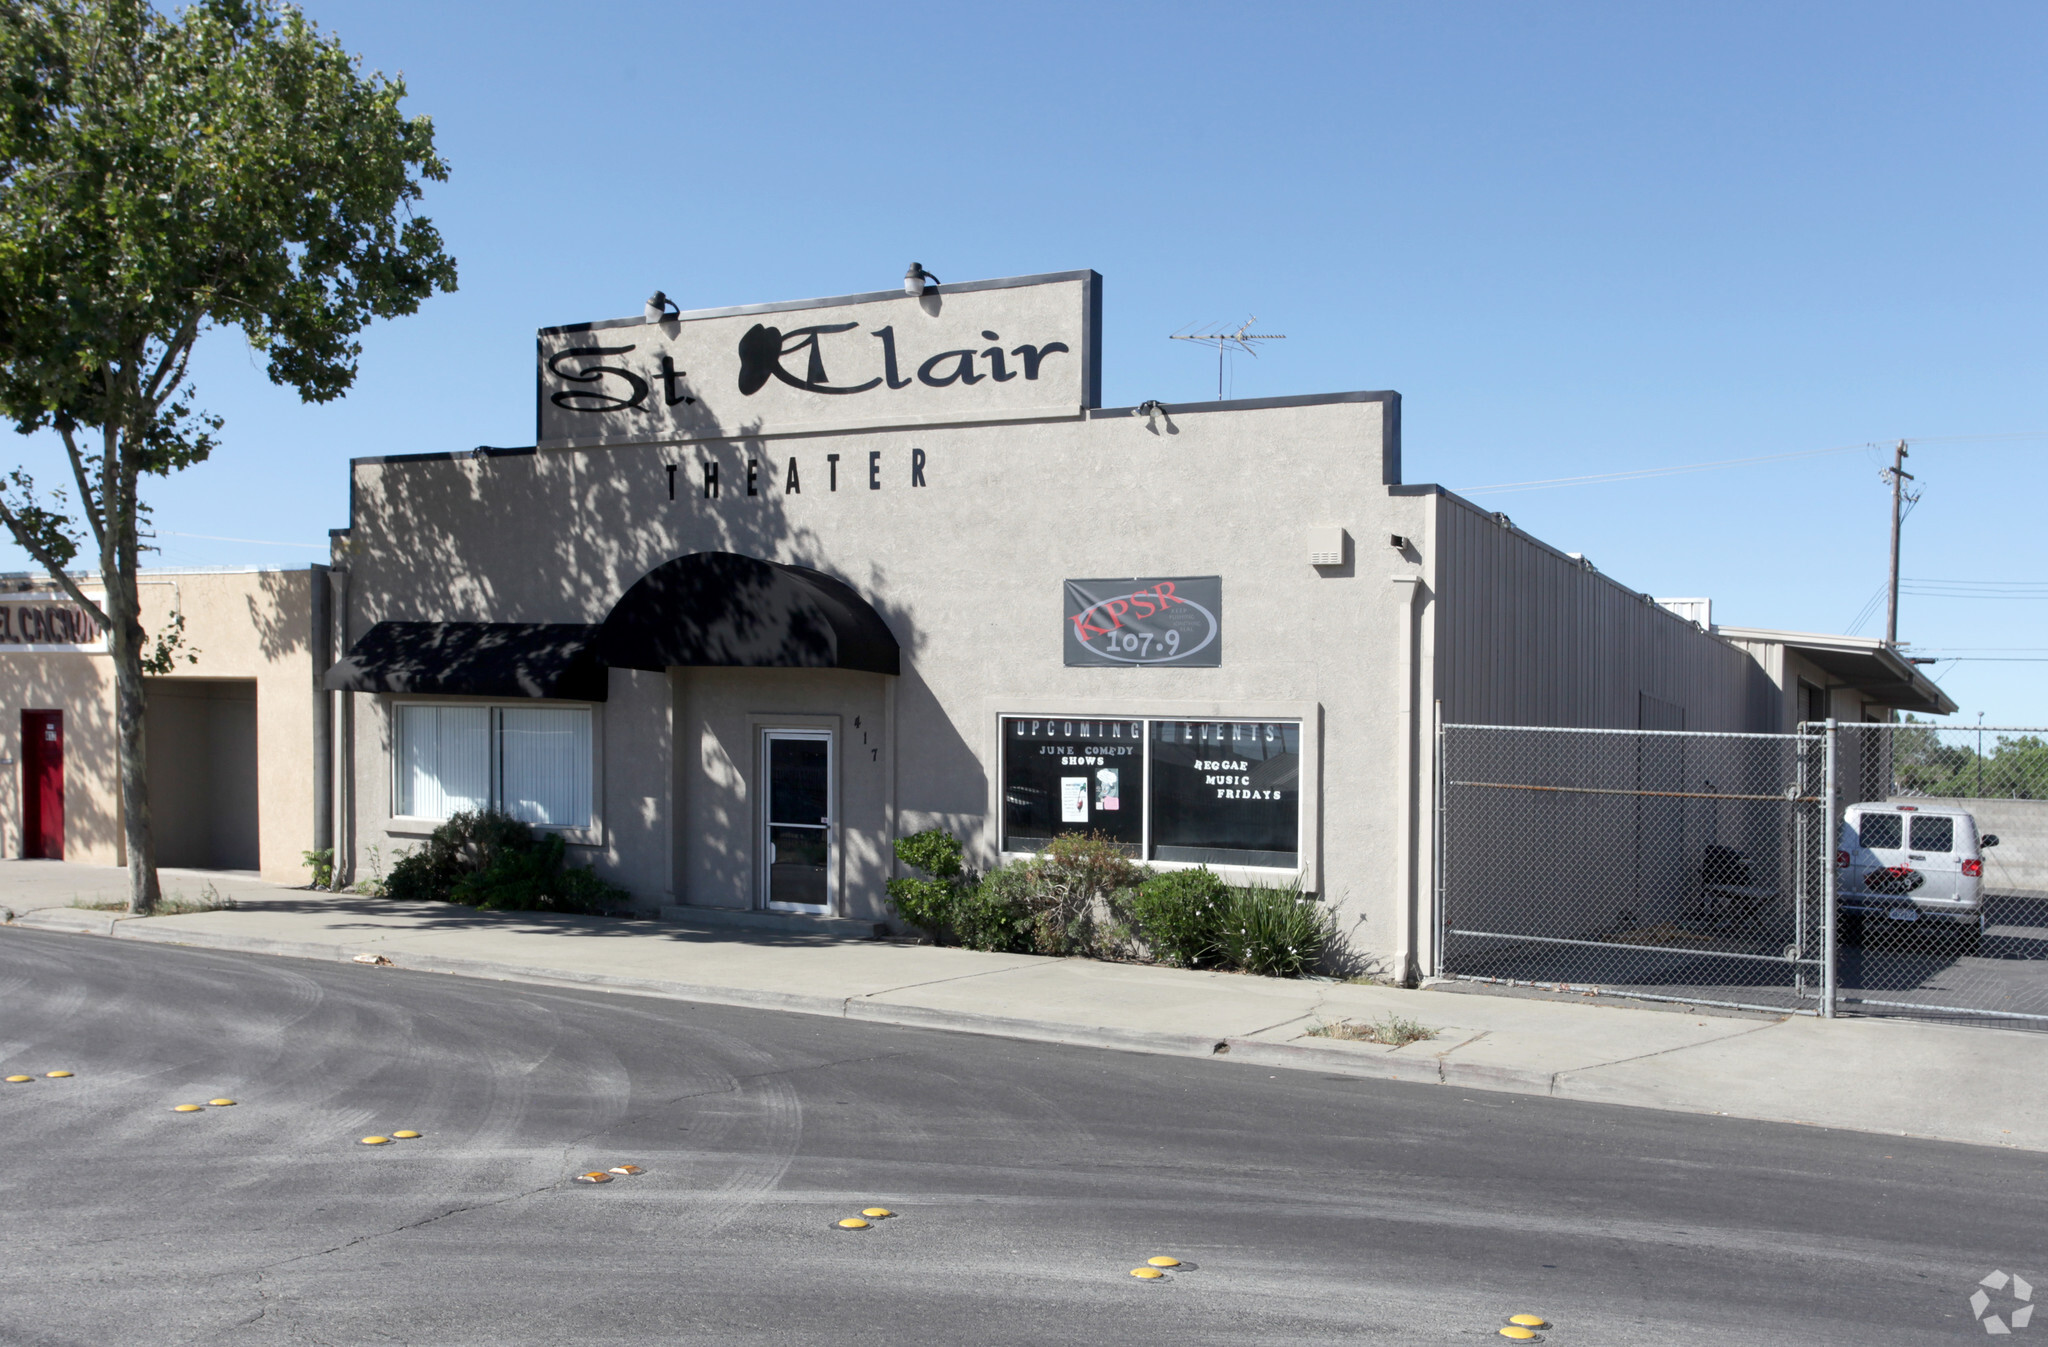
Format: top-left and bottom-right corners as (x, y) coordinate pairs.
(1883, 440), (1915, 648)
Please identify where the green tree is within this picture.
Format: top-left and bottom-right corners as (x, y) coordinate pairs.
(0, 0), (454, 910)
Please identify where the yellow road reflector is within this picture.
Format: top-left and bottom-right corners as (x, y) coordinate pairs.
(1129, 1267), (1166, 1280)
(173, 1104), (205, 1112)
(1146, 1256), (1181, 1268)
(609, 1164), (642, 1175)
(208, 1099), (236, 1107)
(392, 1130), (421, 1139)
(1507, 1315), (1551, 1329)
(861, 1207), (894, 1219)
(359, 1135), (392, 1145)
(575, 1172), (612, 1183)
(1498, 1329), (1541, 1341)
(46, 1071), (73, 1078)
(4, 1076), (31, 1083)
(836, 1218), (871, 1230)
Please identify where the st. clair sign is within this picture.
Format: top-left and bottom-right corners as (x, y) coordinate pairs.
(536, 270), (1100, 449)
(0, 596), (107, 653)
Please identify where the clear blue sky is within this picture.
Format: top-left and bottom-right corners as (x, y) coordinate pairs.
(9, 1), (2043, 720)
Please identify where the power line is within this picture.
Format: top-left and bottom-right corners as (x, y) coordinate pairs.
(1454, 442), (1880, 495)
(164, 531), (327, 549)
(1451, 431), (2048, 497)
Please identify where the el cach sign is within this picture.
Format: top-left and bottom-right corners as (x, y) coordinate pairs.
(1063, 577), (1221, 667)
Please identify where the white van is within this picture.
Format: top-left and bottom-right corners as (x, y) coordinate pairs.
(1835, 802), (2000, 939)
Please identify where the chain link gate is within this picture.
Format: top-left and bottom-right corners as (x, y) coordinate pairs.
(1437, 724), (1833, 1016)
(1827, 721), (2048, 1027)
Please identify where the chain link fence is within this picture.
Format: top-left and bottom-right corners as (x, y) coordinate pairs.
(1437, 724), (1830, 1015)
(1437, 719), (2048, 1027)
(1828, 721), (2048, 1026)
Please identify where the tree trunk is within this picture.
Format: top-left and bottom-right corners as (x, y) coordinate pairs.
(105, 464), (158, 915)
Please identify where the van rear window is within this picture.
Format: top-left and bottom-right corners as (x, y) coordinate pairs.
(1857, 813), (1903, 849)
(1910, 815), (1954, 853)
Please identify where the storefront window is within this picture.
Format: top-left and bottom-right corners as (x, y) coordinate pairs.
(1001, 718), (1145, 854)
(1149, 721), (1299, 869)
(396, 703), (593, 829)
(999, 716), (1299, 869)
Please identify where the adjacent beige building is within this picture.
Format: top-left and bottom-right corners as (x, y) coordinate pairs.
(0, 567), (328, 882)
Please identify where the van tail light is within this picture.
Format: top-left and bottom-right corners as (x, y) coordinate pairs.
(1835, 850), (1850, 868)
(1963, 858), (1983, 878)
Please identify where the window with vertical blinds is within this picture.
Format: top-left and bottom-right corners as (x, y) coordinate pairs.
(500, 707), (592, 827)
(394, 703), (593, 829)
(398, 705), (490, 820)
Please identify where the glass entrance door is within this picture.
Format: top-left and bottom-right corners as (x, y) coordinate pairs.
(763, 730), (833, 913)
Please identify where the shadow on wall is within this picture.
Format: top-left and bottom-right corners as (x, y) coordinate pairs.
(2, 661), (119, 862)
(338, 394), (980, 885)
(244, 568), (313, 664)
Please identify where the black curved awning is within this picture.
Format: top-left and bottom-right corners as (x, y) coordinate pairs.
(324, 622), (608, 701)
(596, 553), (899, 676)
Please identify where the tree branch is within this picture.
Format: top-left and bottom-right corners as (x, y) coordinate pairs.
(140, 318), (200, 408)
(56, 421), (107, 550)
(0, 497), (109, 627)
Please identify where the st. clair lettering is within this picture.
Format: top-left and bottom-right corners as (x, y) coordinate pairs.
(1069, 582), (1185, 643)
(672, 449), (930, 501)
(0, 603), (104, 645)
(547, 324), (1069, 413)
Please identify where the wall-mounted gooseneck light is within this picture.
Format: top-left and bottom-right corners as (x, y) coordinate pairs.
(644, 291), (679, 324)
(904, 264), (940, 297)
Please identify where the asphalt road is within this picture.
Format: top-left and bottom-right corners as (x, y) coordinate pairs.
(1, 929), (2041, 1346)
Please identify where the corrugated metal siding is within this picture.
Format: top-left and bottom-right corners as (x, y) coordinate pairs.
(1430, 493), (1779, 731)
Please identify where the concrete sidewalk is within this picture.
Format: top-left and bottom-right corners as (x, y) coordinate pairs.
(5, 859), (2044, 1154)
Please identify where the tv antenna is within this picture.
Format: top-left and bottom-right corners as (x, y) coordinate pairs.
(1170, 316), (1286, 400)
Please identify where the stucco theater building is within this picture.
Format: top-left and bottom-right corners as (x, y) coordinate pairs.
(322, 269), (1948, 976)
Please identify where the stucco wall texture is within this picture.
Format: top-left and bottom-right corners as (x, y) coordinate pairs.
(337, 396), (1434, 943)
(0, 568), (323, 882)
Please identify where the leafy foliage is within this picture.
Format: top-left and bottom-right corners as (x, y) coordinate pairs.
(1215, 878), (1336, 979)
(384, 810), (626, 914)
(884, 829), (1340, 976)
(885, 828), (972, 944)
(1019, 832), (1144, 958)
(300, 846), (334, 889)
(0, 0), (454, 911)
(951, 864), (1038, 953)
(893, 828), (964, 881)
(1128, 866), (1233, 968)
(1889, 718), (2048, 800)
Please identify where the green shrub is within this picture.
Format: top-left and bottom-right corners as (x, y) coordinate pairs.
(894, 829), (964, 881)
(1023, 833), (1146, 958)
(1217, 880), (1335, 979)
(1128, 866), (1232, 968)
(953, 864), (1037, 953)
(886, 828), (974, 943)
(302, 847), (335, 890)
(885, 875), (957, 942)
(382, 809), (627, 914)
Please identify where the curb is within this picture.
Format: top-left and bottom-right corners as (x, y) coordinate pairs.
(11, 908), (2043, 1154)
(2, 910), (1567, 1094)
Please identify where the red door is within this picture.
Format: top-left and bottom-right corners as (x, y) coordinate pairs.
(22, 710), (62, 860)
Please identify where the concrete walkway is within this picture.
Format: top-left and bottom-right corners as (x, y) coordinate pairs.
(5, 859), (2044, 1154)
